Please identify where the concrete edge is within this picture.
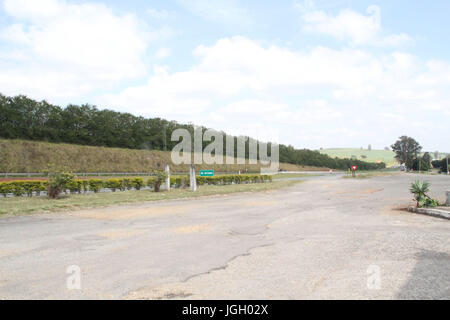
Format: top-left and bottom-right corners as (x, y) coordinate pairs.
(408, 206), (450, 220)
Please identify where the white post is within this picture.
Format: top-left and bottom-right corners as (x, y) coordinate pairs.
(446, 191), (450, 206)
(165, 165), (170, 191)
(447, 157), (449, 175)
(190, 165), (197, 192)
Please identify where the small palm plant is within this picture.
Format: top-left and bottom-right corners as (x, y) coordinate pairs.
(410, 180), (439, 208)
(152, 169), (168, 192)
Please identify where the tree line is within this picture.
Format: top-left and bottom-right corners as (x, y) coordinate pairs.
(0, 93), (385, 171)
(391, 135), (448, 172)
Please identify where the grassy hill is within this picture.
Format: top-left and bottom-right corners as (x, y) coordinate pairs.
(0, 139), (327, 174)
(319, 148), (449, 167)
(319, 148), (397, 166)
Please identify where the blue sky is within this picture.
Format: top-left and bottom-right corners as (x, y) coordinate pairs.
(0, 0), (449, 152)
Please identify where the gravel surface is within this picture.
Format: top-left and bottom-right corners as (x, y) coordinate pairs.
(0, 173), (449, 299)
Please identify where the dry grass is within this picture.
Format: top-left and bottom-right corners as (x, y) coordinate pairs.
(0, 180), (303, 217)
(0, 138), (322, 173)
(342, 171), (400, 179)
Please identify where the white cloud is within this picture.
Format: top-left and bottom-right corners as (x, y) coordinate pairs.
(147, 8), (169, 20)
(101, 36), (450, 149)
(155, 47), (171, 59)
(0, 0), (164, 99)
(1, 1), (448, 150)
(299, 3), (413, 47)
(177, 0), (252, 26)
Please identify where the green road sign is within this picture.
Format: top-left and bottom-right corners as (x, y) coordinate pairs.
(200, 170), (214, 177)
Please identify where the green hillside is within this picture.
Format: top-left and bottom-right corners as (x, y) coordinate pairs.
(0, 139), (325, 174)
(319, 148), (397, 166)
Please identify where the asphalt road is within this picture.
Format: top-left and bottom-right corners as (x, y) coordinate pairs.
(0, 174), (449, 299)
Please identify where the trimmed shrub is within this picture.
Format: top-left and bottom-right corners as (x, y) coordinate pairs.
(131, 178), (144, 190)
(0, 180), (47, 197)
(0, 182), (12, 197)
(169, 176), (188, 188)
(88, 179), (103, 193)
(66, 180), (82, 194)
(0, 174), (272, 198)
(11, 182), (25, 197)
(104, 179), (122, 192)
(81, 180), (89, 193)
(122, 178), (132, 191)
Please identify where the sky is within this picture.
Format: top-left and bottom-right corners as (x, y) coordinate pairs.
(0, 0), (449, 151)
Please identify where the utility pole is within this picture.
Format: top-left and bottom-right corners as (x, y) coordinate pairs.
(447, 156), (449, 175)
(165, 164), (170, 191)
(163, 122), (167, 152)
(189, 124), (198, 191)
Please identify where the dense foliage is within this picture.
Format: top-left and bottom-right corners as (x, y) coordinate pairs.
(431, 157), (449, 173)
(411, 152), (432, 171)
(0, 93), (384, 170)
(391, 136), (422, 169)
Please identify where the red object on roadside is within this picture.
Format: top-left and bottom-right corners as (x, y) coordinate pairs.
(352, 165), (358, 171)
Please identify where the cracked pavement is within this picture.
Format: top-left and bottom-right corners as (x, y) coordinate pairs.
(0, 173), (449, 299)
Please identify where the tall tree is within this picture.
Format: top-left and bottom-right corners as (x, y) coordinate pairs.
(391, 136), (422, 169)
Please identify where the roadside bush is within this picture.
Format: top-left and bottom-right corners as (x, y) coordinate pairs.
(11, 183), (25, 197)
(131, 178), (144, 190)
(48, 172), (75, 199)
(35, 181), (47, 196)
(0, 174), (273, 198)
(150, 170), (167, 192)
(0, 180), (47, 197)
(431, 160), (441, 169)
(66, 180), (82, 194)
(122, 178), (133, 191)
(81, 180), (89, 193)
(0, 183), (12, 197)
(170, 176), (188, 188)
(88, 179), (103, 193)
(104, 179), (122, 192)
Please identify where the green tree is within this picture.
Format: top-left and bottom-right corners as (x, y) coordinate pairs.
(391, 136), (422, 170)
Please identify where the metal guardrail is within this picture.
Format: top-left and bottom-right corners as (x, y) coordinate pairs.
(0, 171), (264, 178)
(1, 172), (157, 177)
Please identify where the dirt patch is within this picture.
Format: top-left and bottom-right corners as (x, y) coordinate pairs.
(0, 250), (14, 258)
(236, 200), (279, 208)
(72, 204), (199, 220)
(383, 206), (410, 217)
(359, 189), (383, 194)
(340, 189), (384, 199)
(98, 229), (147, 239)
(172, 224), (209, 234)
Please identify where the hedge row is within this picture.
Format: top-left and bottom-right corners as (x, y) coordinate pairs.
(0, 175), (272, 197)
(0, 180), (47, 197)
